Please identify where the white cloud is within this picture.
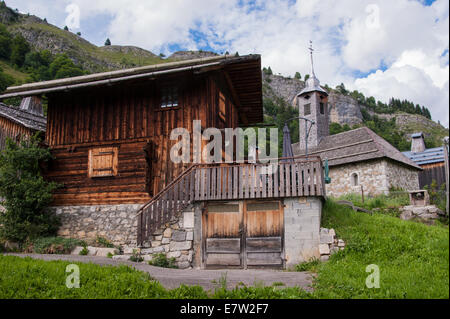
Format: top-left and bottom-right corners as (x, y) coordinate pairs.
(354, 58), (449, 126)
(6, 0), (450, 126)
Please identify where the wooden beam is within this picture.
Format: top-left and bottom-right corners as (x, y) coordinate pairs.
(443, 137), (449, 216)
(223, 70), (248, 125)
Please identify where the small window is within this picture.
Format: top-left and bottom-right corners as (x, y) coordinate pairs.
(351, 173), (359, 186)
(160, 86), (178, 108)
(304, 103), (311, 115)
(219, 92), (226, 122)
(88, 147), (118, 178)
(320, 102), (325, 115)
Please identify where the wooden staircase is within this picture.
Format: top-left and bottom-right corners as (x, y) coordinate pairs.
(136, 157), (326, 246)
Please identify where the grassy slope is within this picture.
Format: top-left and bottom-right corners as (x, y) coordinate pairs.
(314, 200), (449, 299)
(1, 200), (448, 299)
(0, 60), (29, 84)
(7, 21), (174, 74)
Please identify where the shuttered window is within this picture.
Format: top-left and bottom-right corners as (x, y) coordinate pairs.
(304, 103), (311, 115)
(88, 147), (118, 178)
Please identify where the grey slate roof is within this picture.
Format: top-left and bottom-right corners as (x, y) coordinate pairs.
(0, 102), (46, 132)
(411, 132), (424, 138)
(402, 147), (445, 166)
(292, 126), (421, 170)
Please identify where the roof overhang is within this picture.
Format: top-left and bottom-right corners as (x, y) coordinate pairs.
(0, 54), (263, 125)
(0, 103), (46, 132)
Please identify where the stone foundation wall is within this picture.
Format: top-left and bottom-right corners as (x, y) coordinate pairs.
(283, 197), (322, 268)
(49, 204), (140, 246)
(136, 207), (196, 269)
(50, 203), (197, 269)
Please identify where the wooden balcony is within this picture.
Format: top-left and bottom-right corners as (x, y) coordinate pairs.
(137, 156), (325, 246)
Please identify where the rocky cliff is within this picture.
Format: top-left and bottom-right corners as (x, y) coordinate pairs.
(168, 51), (219, 61)
(262, 72), (448, 146)
(263, 73), (363, 126)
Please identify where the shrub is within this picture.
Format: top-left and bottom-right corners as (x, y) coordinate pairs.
(95, 236), (114, 248)
(79, 245), (89, 256)
(129, 249), (143, 262)
(295, 257), (320, 272)
(0, 135), (60, 243)
(424, 180), (447, 212)
(148, 253), (177, 268)
(31, 237), (85, 254)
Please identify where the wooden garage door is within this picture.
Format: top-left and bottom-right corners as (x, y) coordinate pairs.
(204, 201), (283, 268)
(246, 201), (283, 267)
(204, 202), (243, 267)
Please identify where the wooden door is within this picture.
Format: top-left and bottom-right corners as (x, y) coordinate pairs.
(245, 201), (284, 268)
(203, 200), (284, 268)
(204, 202), (243, 267)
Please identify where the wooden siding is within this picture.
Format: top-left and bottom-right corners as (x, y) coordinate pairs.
(45, 73), (240, 205)
(419, 163), (446, 189)
(0, 116), (35, 150)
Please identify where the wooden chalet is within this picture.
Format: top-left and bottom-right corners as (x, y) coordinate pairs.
(403, 132), (448, 188)
(0, 97), (46, 150)
(1, 55), (326, 269)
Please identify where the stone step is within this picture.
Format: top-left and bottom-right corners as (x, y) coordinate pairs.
(71, 246), (118, 257)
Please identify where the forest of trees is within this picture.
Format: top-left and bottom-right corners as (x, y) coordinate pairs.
(0, 22), (86, 93)
(335, 83), (432, 120)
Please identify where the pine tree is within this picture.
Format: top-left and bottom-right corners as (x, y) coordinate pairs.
(64, 26), (69, 31)
(104, 38), (111, 46)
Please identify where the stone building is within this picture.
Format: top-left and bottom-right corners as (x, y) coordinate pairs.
(293, 127), (421, 197)
(292, 45), (421, 197)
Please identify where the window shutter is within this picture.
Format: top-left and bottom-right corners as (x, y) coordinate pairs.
(88, 147), (118, 178)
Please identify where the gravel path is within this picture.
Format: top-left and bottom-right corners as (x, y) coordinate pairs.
(5, 253), (313, 291)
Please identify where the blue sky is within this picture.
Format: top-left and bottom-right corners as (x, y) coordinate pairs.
(5, 0), (449, 126)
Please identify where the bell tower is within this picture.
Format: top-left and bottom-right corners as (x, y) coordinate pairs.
(297, 41), (329, 151)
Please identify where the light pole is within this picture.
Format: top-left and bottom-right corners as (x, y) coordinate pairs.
(285, 116), (315, 158)
(443, 136), (449, 216)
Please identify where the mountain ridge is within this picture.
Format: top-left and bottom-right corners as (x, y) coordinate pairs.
(1, 2), (448, 150)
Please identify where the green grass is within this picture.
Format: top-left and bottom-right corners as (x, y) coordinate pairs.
(0, 255), (310, 299)
(338, 192), (410, 211)
(0, 60), (29, 84)
(311, 200), (449, 298)
(0, 199), (448, 299)
(30, 237), (86, 254)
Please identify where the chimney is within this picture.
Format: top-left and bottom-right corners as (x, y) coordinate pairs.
(19, 96), (44, 117)
(411, 132), (425, 153)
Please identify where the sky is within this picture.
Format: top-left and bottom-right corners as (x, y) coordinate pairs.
(6, 0), (449, 127)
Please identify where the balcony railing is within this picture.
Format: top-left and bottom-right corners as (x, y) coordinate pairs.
(137, 156), (325, 246)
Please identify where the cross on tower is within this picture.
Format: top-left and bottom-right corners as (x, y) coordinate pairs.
(309, 40), (315, 77)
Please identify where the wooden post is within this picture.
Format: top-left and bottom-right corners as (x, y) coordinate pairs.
(360, 185), (365, 204)
(443, 137), (449, 216)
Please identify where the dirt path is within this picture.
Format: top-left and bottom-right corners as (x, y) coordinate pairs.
(6, 253), (313, 291)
